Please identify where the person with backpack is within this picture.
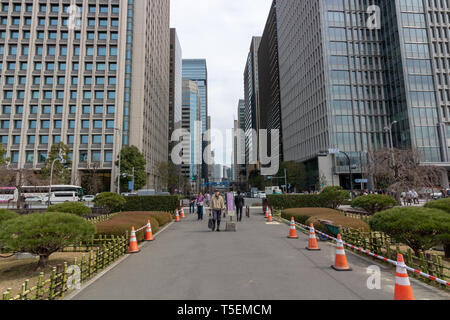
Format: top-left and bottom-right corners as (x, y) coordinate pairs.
(235, 191), (245, 222)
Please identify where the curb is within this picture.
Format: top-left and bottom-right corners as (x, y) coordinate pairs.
(64, 220), (175, 300)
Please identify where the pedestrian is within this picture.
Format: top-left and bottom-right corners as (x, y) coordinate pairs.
(413, 190), (419, 204)
(189, 194), (196, 214)
(197, 193), (205, 220)
(210, 190), (225, 232)
(235, 190), (245, 222)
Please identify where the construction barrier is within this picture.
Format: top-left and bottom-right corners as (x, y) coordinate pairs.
(279, 217), (450, 287)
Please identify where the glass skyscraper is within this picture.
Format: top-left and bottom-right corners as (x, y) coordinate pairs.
(276, 0), (450, 189)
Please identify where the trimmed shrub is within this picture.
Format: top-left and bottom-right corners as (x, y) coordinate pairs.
(268, 194), (323, 210)
(0, 209), (19, 224)
(280, 207), (369, 231)
(369, 207), (450, 255)
(47, 202), (91, 217)
(0, 212), (95, 268)
(351, 194), (397, 215)
(424, 198), (450, 213)
(94, 192), (126, 214)
(95, 211), (172, 242)
(123, 196), (179, 213)
(320, 186), (351, 209)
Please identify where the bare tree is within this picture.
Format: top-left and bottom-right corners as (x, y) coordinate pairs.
(80, 163), (104, 195)
(364, 148), (443, 201)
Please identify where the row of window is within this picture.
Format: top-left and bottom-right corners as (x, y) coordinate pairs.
(3, 90), (116, 100)
(1, 104), (115, 115)
(0, 29), (119, 40)
(1, 75), (117, 86)
(1, 134), (115, 145)
(0, 44), (118, 56)
(8, 150), (114, 164)
(0, 61), (118, 72)
(1, 3), (119, 14)
(1, 119), (115, 129)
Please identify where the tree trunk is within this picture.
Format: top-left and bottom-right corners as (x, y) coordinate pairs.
(37, 255), (49, 270)
(444, 243), (450, 259)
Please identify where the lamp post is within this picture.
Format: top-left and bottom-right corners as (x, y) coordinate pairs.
(384, 121), (398, 168)
(48, 153), (65, 207)
(114, 127), (122, 195)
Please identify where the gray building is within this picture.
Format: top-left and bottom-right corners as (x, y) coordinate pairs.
(0, 0), (171, 191)
(243, 37), (261, 176)
(276, 0), (450, 190)
(169, 28), (182, 159)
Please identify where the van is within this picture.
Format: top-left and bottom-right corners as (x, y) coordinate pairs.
(42, 191), (78, 204)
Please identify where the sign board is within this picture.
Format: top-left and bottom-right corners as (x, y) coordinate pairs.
(128, 181), (134, 191)
(355, 179), (368, 183)
(226, 192), (235, 217)
(328, 148), (340, 155)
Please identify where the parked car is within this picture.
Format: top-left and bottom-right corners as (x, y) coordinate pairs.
(24, 196), (42, 203)
(258, 192), (267, 199)
(431, 191), (443, 200)
(121, 192), (138, 197)
(82, 195), (95, 202)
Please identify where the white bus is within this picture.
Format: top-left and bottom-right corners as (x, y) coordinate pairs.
(42, 191), (79, 204)
(0, 187), (18, 203)
(21, 185), (84, 202)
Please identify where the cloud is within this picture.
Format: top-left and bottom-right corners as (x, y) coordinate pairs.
(170, 0), (272, 165)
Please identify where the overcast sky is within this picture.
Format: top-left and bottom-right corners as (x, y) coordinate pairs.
(170, 0), (273, 166)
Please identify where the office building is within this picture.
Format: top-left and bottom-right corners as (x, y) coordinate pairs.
(182, 59), (208, 182)
(275, 0), (450, 189)
(181, 79), (201, 185)
(169, 28), (182, 159)
(258, 0), (283, 163)
(0, 0), (171, 191)
(243, 36), (261, 177)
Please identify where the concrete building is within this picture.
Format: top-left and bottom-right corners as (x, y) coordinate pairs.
(243, 37), (261, 177)
(0, 0), (171, 191)
(182, 59), (209, 182)
(169, 28), (182, 160)
(275, 0), (450, 190)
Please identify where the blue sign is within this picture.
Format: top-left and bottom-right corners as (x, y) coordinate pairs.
(128, 181), (134, 191)
(355, 179), (368, 184)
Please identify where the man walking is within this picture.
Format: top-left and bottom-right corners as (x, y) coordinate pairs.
(197, 193), (205, 220)
(210, 190), (225, 232)
(235, 191), (245, 222)
(189, 194), (196, 214)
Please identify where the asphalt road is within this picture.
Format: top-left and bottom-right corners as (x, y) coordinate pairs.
(71, 208), (449, 300)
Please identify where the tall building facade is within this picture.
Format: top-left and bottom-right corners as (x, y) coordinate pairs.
(182, 59), (208, 182)
(276, 0), (450, 189)
(0, 0), (170, 191)
(258, 0), (283, 163)
(235, 99), (246, 182)
(243, 37), (261, 176)
(169, 28), (182, 159)
(181, 79), (201, 185)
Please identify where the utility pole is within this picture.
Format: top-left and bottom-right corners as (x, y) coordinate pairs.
(284, 168), (287, 192)
(114, 127), (122, 195)
(132, 167), (135, 193)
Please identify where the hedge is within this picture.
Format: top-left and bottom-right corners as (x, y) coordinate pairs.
(351, 194), (397, 215)
(424, 198), (450, 214)
(47, 202), (92, 217)
(268, 195), (323, 210)
(0, 209), (19, 224)
(280, 208), (369, 232)
(95, 211), (172, 242)
(123, 196), (179, 213)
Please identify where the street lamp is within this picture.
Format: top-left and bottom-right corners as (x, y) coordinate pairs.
(384, 121), (398, 167)
(114, 127), (122, 195)
(48, 153), (65, 207)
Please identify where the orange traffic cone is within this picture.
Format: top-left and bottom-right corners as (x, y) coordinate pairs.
(144, 220), (154, 241)
(128, 227), (140, 253)
(331, 234), (351, 271)
(267, 209), (273, 222)
(306, 223), (320, 251)
(287, 217), (299, 239)
(264, 207), (269, 218)
(394, 254), (414, 300)
(175, 209), (180, 222)
(180, 207), (185, 219)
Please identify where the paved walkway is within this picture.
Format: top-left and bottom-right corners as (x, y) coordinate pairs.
(71, 209), (449, 300)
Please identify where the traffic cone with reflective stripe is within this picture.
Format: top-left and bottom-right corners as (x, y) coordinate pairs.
(264, 207), (269, 219)
(287, 217), (299, 239)
(331, 234), (352, 271)
(175, 209), (180, 222)
(144, 220), (154, 241)
(394, 254), (414, 300)
(180, 207), (185, 219)
(306, 223), (320, 251)
(128, 227), (140, 253)
(267, 209), (273, 222)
